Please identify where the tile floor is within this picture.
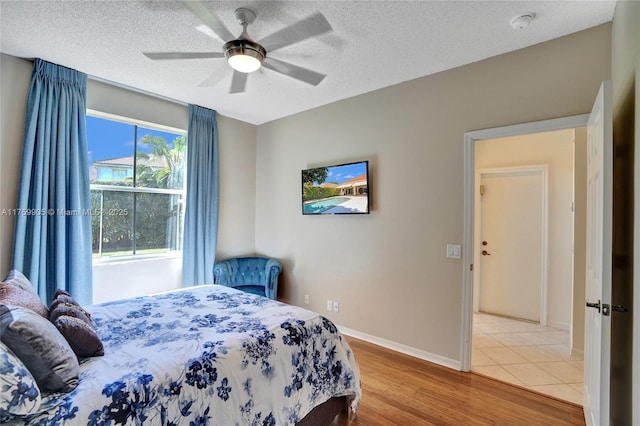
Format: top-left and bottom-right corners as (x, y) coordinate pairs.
(471, 312), (584, 405)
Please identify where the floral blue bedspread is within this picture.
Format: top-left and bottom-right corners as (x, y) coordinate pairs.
(18, 285), (360, 425)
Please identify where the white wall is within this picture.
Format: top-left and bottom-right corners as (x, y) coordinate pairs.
(474, 129), (576, 331)
(254, 25), (611, 365)
(93, 256), (183, 303)
(573, 126), (587, 354)
(0, 55), (257, 303)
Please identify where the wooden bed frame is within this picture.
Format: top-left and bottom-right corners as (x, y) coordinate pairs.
(297, 396), (348, 425)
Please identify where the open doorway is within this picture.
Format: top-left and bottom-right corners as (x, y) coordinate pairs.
(461, 116), (589, 405)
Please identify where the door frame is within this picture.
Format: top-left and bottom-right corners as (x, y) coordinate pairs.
(475, 165), (549, 325)
(460, 114), (589, 372)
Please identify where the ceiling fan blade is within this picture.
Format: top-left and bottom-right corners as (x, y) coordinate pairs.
(259, 12), (332, 53)
(143, 52), (224, 60)
(196, 24), (222, 41)
(262, 57), (326, 86)
(229, 71), (248, 94)
(198, 71), (224, 87)
(182, 0), (235, 42)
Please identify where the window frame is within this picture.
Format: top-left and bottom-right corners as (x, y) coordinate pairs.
(87, 110), (187, 263)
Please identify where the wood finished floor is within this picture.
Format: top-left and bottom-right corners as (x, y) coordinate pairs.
(331, 337), (585, 426)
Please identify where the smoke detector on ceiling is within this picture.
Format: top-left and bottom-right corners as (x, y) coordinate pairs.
(510, 12), (536, 30)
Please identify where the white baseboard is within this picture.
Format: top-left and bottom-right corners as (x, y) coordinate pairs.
(571, 348), (584, 358)
(337, 325), (461, 371)
(547, 320), (570, 331)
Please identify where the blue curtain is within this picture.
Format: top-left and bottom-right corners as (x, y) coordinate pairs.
(12, 59), (93, 305)
(182, 105), (219, 286)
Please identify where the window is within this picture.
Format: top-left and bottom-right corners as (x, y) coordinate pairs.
(87, 114), (186, 259)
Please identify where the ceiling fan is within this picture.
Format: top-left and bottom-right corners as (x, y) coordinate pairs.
(143, 1), (332, 94)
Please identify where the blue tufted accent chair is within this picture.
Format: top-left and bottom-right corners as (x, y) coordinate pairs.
(212, 257), (282, 300)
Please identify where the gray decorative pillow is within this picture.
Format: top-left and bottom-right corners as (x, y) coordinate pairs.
(0, 305), (79, 393)
(3, 269), (37, 295)
(0, 340), (42, 421)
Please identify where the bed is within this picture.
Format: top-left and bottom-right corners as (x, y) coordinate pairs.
(2, 284), (361, 425)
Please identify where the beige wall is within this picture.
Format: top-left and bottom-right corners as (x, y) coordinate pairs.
(611, 1), (639, 424)
(474, 129), (577, 333)
(0, 53), (31, 275)
(255, 24), (611, 364)
(0, 54), (257, 302)
(87, 79), (188, 130)
(215, 115), (257, 260)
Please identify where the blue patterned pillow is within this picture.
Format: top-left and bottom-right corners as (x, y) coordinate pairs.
(0, 340), (42, 421)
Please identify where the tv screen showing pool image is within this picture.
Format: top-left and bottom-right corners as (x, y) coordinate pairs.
(302, 160), (370, 215)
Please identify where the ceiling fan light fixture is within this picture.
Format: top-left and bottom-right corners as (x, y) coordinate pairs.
(224, 39), (266, 73)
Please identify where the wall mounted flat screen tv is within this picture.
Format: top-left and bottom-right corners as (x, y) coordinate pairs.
(302, 160), (370, 215)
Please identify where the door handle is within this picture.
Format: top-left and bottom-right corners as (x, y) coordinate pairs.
(611, 305), (629, 313)
(586, 299), (601, 313)
(481, 250), (491, 256)
(602, 303), (628, 316)
(586, 300), (628, 316)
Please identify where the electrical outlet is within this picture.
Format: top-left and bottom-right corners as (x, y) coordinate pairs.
(304, 294), (310, 305)
(332, 301), (339, 312)
(326, 300), (333, 311)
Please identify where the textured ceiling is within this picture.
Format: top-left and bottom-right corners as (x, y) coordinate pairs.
(0, 1), (616, 125)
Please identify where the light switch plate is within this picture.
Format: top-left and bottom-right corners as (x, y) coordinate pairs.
(447, 244), (461, 259)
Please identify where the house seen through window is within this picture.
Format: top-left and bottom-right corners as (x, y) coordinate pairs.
(87, 114), (186, 258)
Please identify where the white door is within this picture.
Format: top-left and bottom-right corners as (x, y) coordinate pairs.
(584, 80), (613, 426)
(479, 168), (545, 323)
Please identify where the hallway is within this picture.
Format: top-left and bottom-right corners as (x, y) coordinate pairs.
(472, 313), (583, 405)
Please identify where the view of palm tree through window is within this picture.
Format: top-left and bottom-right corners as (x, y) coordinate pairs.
(87, 115), (186, 258)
